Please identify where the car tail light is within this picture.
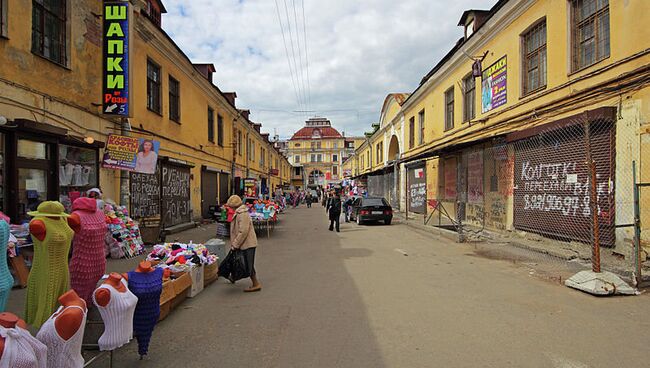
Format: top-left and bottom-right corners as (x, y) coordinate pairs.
(384, 210), (392, 215)
(360, 210), (369, 215)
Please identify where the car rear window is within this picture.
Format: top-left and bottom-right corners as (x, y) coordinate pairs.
(363, 198), (387, 206)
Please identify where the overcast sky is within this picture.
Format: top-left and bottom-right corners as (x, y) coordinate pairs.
(162, 0), (495, 138)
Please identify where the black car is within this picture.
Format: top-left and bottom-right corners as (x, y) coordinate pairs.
(350, 197), (393, 225)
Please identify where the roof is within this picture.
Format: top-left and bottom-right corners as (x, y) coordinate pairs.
(290, 126), (343, 140)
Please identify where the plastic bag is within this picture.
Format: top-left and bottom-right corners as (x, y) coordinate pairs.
(218, 249), (250, 283)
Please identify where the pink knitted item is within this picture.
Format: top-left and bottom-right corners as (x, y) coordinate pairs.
(69, 198), (108, 305)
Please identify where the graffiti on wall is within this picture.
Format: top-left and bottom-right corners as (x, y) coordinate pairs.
(468, 151), (484, 203)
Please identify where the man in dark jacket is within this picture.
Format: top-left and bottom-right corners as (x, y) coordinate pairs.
(328, 192), (342, 232)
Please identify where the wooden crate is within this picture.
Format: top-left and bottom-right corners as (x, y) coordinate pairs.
(203, 262), (218, 285)
(158, 301), (172, 322)
(159, 280), (174, 305)
(170, 272), (191, 309)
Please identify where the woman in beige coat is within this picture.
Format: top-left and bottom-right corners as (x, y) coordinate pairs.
(227, 195), (261, 292)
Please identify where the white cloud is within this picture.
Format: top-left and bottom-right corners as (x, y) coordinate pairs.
(161, 0), (495, 137)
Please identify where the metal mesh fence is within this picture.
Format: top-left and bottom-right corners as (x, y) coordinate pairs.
(427, 113), (648, 286)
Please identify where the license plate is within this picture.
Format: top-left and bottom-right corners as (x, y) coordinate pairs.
(372, 211), (383, 215)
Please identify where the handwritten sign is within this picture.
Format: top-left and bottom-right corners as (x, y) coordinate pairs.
(103, 0), (130, 116)
(161, 164), (191, 227)
(408, 164), (426, 214)
(481, 56), (507, 113)
(130, 166), (160, 219)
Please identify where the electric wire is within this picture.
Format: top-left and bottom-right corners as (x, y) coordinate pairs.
(301, 0), (312, 113)
(274, 0), (303, 116)
(283, 0), (306, 116)
(292, 0), (308, 119)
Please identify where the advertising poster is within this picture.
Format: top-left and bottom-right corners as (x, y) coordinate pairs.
(481, 56), (507, 113)
(103, 0), (131, 116)
(467, 151), (484, 203)
(102, 134), (160, 174)
(244, 178), (258, 198)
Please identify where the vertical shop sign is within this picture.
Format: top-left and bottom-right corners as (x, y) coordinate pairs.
(444, 158), (457, 199)
(481, 56), (507, 113)
(103, 0), (131, 116)
(467, 151), (484, 203)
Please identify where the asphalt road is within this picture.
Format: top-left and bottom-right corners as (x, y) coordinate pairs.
(19, 206), (649, 367)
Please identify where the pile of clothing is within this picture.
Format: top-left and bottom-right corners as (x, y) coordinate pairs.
(104, 204), (144, 259)
(146, 242), (218, 273)
(8, 224), (31, 259)
(248, 200), (279, 222)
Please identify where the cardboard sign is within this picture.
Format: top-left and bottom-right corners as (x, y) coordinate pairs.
(103, 1), (131, 116)
(102, 134), (160, 174)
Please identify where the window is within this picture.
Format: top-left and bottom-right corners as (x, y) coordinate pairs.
(463, 75), (476, 121)
(409, 117), (415, 149)
(376, 143), (383, 164)
(445, 87), (454, 131)
(311, 154), (316, 162)
(295, 155), (300, 163)
(571, 0), (609, 71)
(418, 109), (425, 144)
(169, 77), (180, 122)
(207, 107), (215, 142)
(317, 141), (322, 149)
(31, 0), (67, 65)
(317, 154), (322, 162)
(522, 20), (547, 95)
(237, 130), (242, 156)
(147, 60), (161, 113)
(295, 143), (301, 148)
(294, 167), (301, 176)
(251, 143), (255, 162)
(261, 148), (265, 165)
(333, 166), (338, 176)
(217, 114), (224, 146)
(1, 0), (8, 37)
(366, 151), (370, 168)
(334, 142), (338, 149)
(332, 154), (338, 163)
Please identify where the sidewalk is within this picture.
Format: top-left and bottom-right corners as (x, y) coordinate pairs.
(393, 211), (650, 286)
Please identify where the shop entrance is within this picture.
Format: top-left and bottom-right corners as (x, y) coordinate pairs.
(201, 168), (218, 219)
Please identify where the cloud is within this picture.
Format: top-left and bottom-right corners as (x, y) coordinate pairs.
(161, 0), (495, 138)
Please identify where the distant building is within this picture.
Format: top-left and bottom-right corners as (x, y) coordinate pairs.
(287, 117), (362, 188)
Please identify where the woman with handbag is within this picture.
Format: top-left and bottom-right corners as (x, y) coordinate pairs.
(226, 195), (261, 292)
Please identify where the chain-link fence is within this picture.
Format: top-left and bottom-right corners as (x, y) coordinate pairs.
(426, 111), (648, 286)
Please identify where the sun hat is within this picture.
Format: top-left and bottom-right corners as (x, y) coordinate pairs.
(226, 195), (243, 208)
(27, 201), (70, 218)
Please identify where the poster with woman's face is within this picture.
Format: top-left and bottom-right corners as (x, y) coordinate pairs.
(134, 138), (160, 174)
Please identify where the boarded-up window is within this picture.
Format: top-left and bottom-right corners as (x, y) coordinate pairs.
(467, 151), (484, 203)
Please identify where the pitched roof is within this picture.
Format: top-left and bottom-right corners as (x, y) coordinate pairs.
(290, 126), (343, 140)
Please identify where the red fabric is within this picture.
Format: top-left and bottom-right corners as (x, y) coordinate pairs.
(69, 199), (108, 305)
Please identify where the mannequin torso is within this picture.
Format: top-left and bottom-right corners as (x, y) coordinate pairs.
(127, 261), (163, 358)
(92, 273), (138, 351)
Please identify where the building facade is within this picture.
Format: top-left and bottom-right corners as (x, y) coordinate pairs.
(287, 117), (349, 189)
(353, 0), (650, 257)
(0, 0), (290, 231)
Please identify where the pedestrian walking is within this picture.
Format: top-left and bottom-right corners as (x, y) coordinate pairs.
(328, 192), (342, 232)
(226, 195), (261, 292)
(343, 195), (353, 222)
(306, 193), (313, 208)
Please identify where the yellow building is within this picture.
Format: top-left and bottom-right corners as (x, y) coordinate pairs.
(287, 117), (351, 189)
(359, 0), (650, 256)
(0, 0), (290, 231)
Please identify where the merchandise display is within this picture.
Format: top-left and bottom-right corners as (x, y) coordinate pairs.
(146, 242), (218, 274)
(247, 200), (279, 222)
(0, 221), (12, 312)
(24, 202), (76, 328)
(127, 262), (163, 358)
(36, 290), (87, 368)
(69, 198), (108, 305)
(8, 224), (31, 258)
(104, 204), (144, 259)
(92, 273), (138, 351)
(0, 313), (47, 368)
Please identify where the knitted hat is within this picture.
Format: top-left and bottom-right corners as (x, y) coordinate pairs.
(226, 195), (243, 208)
(27, 201), (70, 218)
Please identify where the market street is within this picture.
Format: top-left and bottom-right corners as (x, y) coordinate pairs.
(100, 206), (649, 368)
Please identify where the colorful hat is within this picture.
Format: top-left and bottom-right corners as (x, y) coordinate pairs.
(27, 201), (70, 218)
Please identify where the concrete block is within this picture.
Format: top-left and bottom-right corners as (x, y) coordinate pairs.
(565, 270), (638, 296)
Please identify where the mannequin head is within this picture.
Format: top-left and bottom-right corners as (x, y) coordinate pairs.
(135, 261), (154, 273)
